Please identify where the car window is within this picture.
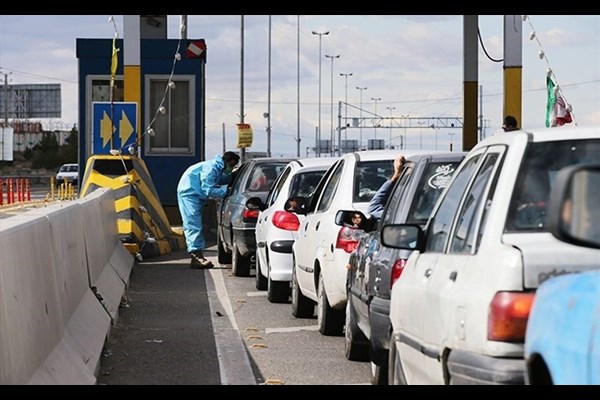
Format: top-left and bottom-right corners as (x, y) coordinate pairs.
(247, 164), (282, 192)
(380, 164), (414, 226)
(449, 153), (499, 254)
(316, 160), (344, 212)
(353, 160), (394, 203)
(266, 166), (292, 206)
(307, 161), (338, 213)
(229, 162), (251, 196)
(289, 169), (327, 198)
(425, 153), (483, 253)
(406, 161), (462, 225)
(506, 139), (600, 232)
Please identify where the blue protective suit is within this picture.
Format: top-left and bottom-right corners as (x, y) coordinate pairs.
(177, 154), (232, 253)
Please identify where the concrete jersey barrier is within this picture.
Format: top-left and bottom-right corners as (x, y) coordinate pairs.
(0, 188), (133, 384)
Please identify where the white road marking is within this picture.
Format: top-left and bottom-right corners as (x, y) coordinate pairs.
(246, 291), (268, 297)
(265, 325), (319, 334)
(205, 265), (257, 385)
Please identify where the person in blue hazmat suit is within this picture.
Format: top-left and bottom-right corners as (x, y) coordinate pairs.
(177, 151), (240, 268)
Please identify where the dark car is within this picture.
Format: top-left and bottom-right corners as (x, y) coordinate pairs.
(216, 157), (293, 276)
(344, 151), (465, 384)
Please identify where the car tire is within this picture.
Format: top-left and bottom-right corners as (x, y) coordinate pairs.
(344, 297), (369, 361)
(387, 335), (407, 385)
(267, 266), (290, 303)
(370, 340), (389, 385)
(217, 231), (232, 265)
(291, 259), (314, 318)
(255, 252), (267, 290)
(317, 272), (345, 336)
(371, 361), (388, 385)
(232, 242), (251, 277)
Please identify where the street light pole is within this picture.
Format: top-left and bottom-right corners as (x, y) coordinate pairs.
(266, 15), (272, 157)
(448, 131), (456, 151)
(386, 106), (396, 149)
(371, 97), (381, 140)
(325, 54), (340, 156)
(312, 30), (329, 157)
(356, 86), (367, 150)
(339, 72), (353, 148)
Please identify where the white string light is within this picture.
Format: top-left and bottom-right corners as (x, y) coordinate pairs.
(525, 15), (576, 124)
(103, 16), (186, 179)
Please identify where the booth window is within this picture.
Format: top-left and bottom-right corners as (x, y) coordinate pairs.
(145, 75), (195, 154)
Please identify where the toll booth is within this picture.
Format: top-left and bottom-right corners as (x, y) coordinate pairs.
(76, 34), (207, 224)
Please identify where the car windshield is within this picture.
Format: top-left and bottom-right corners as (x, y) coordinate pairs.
(506, 139), (600, 232)
(60, 165), (77, 173)
(353, 160), (394, 203)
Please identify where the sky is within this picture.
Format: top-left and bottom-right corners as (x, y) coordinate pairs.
(0, 15), (599, 158)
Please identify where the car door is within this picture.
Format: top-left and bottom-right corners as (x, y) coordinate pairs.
(219, 161), (251, 250)
(395, 153), (483, 385)
(295, 160), (342, 300)
(421, 148), (504, 384)
(256, 165), (292, 274)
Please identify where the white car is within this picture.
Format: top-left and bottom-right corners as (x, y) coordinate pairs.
(384, 126), (600, 385)
(291, 150), (431, 336)
(55, 163), (78, 186)
(251, 157), (337, 303)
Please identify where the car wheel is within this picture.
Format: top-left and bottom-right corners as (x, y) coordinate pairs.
(317, 272), (345, 336)
(344, 296), (369, 361)
(371, 361), (388, 385)
(232, 242), (251, 277)
(387, 335), (407, 385)
(267, 266), (290, 304)
(255, 252), (267, 290)
(217, 231), (232, 265)
(291, 259), (314, 318)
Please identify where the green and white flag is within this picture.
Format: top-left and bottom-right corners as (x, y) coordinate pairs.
(546, 77), (572, 127)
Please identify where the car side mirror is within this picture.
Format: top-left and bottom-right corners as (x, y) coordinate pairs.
(334, 209), (375, 231)
(381, 224), (423, 250)
(546, 164), (600, 249)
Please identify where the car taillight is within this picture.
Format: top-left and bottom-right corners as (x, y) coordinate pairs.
(336, 226), (361, 253)
(488, 291), (535, 342)
(242, 208), (259, 222)
(390, 258), (407, 288)
(272, 210), (300, 231)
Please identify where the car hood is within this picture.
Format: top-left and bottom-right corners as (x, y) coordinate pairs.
(503, 232), (600, 289)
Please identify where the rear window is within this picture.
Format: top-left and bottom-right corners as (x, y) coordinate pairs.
(406, 161), (461, 224)
(353, 159), (394, 202)
(246, 163), (287, 193)
(506, 139), (600, 232)
(289, 170), (327, 198)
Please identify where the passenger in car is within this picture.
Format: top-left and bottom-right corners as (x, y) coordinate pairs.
(367, 155), (406, 220)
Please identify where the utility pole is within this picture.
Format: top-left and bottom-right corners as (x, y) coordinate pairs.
(312, 30), (329, 157)
(371, 97), (381, 139)
(3, 70), (10, 127)
(386, 106), (396, 149)
(240, 15), (245, 161)
(296, 15), (301, 157)
(222, 122), (226, 153)
(325, 54), (340, 156)
(356, 86), (367, 150)
(339, 72), (352, 146)
(266, 15), (272, 157)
